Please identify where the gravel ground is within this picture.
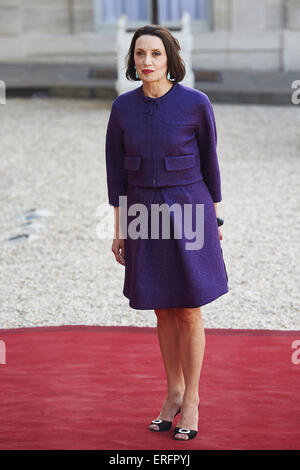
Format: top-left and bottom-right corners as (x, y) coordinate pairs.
(0, 97), (299, 330)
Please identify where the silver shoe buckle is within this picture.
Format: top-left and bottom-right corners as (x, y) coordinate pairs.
(178, 428), (191, 434)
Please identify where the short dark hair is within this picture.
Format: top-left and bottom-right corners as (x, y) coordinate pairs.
(125, 24), (186, 84)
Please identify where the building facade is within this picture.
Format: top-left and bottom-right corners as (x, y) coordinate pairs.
(0, 0), (299, 71)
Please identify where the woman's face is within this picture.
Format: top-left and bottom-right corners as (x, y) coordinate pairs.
(134, 34), (168, 84)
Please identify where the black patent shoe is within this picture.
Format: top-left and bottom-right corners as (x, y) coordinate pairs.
(149, 407), (181, 432)
(173, 405), (199, 440)
(173, 426), (198, 440)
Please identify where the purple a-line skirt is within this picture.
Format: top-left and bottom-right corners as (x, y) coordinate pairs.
(123, 180), (229, 310)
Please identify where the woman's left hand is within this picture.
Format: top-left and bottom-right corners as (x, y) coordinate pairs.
(218, 227), (223, 241)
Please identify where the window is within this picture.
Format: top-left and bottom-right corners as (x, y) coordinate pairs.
(160, 0), (210, 31)
(94, 0), (210, 31)
(95, 0), (149, 29)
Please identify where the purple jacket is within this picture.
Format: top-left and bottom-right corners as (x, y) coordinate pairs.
(105, 82), (222, 207)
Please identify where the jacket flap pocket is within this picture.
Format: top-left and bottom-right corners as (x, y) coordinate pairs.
(124, 156), (142, 171)
(164, 154), (195, 171)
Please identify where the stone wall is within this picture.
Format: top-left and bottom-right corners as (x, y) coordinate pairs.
(0, 0), (299, 70)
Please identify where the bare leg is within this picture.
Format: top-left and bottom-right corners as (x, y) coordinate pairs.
(149, 308), (185, 430)
(173, 307), (205, 440)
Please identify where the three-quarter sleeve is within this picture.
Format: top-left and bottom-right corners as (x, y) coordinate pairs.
(195, 95), (222, 203)
(105, 101), (128, 207)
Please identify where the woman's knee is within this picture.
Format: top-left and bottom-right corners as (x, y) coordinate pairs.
(175, 307), (202, 324)
(154, 307), (177, 320)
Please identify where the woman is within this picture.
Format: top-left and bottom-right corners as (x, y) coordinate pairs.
(105, 24), (228, 441)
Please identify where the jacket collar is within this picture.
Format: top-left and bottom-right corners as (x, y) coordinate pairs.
(138, 83), (178, 115)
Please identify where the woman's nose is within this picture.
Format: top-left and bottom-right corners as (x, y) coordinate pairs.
(143, 55), (153, 66)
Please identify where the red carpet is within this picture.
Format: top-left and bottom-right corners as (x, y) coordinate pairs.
(0, 325), (299, 450)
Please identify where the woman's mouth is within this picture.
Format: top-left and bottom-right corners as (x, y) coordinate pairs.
(142, 69), (154, 74)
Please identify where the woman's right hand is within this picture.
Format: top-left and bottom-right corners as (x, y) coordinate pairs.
(111, 238), (125, 266)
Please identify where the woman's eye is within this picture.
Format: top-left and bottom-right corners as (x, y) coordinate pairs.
(136, 52), (161, 56)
